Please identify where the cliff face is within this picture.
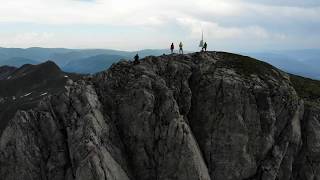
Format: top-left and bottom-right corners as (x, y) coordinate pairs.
(0, 52), (319, 180)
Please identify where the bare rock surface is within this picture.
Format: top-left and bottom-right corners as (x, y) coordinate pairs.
(0, 52), (320, 180)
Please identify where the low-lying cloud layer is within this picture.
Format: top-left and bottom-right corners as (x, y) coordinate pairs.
(0, 0), (319, 51)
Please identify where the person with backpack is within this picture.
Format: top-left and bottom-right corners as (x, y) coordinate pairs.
(203, 42), (207, 52)
(170, 43), (174, 54)
(179, 42), (183, 54)
(133, 53), (139, 65)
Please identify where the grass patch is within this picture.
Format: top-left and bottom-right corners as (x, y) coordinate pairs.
(216, 52), (281, 80)
(290, 74), (320, 104)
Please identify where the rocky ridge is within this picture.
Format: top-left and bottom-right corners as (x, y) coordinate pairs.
(0, 61), (81, 132)
(0, 52), (320, 180)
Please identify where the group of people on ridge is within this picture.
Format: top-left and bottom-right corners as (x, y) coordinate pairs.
(170, 42), (184, 54)
(170, 41), (207, 54)
(134, 40), (208, 64)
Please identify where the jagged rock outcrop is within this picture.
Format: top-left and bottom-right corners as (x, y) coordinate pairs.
(0, 52), (320, 180)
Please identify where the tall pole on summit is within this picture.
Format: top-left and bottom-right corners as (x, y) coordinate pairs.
(202, 30), (204, 43)
(199, 30), (204, 51)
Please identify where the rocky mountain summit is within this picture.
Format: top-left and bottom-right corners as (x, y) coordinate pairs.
(0, 52), (320, 180)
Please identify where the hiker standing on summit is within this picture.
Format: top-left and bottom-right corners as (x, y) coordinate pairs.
(203, 42), (208, 52)
(133, 53), (139, 64)
(170, 43), (174, 54)
(179, 42), (183, 54)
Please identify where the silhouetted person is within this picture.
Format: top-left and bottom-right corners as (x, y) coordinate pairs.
(203, 42), (207, 52)
(134, 53), (139, 64)
(179, 42), (183, 54)
(170, 43), (174, 54)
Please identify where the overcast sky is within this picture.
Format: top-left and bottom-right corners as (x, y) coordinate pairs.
(0, 0), (319, 51)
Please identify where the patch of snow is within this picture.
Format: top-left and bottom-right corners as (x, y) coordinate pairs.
(40, 92), (48, 96)
(21, 92), (32, 98)
(64, 75), (69, 78)
(12, 96), (16, 100)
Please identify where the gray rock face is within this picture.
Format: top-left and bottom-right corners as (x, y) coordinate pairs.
(0, 52), (319, 180)
(292, 104), (320, 180)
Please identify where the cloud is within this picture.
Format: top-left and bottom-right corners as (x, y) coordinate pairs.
(177, 17), (272, 40)
(175, 16), (292, 45)
(75, 0), (96, 2)
(0, 0), (244, 25)
(0, 0), (319, 50)
(0, 32), (54, 47)
(0, 0), (319, 25)
(246, 3), (320, 22)
(241, 0), (320, 7)
(14, 32), (53, 43)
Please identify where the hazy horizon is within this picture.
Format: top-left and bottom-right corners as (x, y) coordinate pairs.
(1, 46), (320, 54)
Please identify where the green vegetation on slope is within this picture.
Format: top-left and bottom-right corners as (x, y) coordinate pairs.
(290, 74), (320, 105)
(215, 52), (320, 106)
(216, 52), (283, 80)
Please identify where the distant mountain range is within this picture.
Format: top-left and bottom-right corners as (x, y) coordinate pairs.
(63, 54), (126, 74)
(0, 57), (38, 67)
(0, 47), (319, 79)
(244, 49), (320, 80)
(0, 47), (171, 74)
